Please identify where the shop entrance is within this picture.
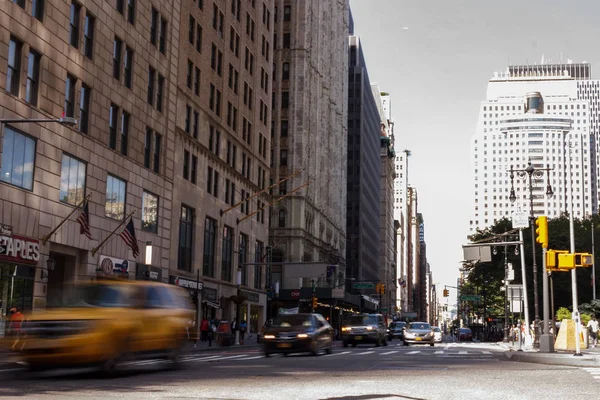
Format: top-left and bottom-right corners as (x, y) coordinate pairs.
(46, 253), (76, 308)
(0, 263), (34, 337)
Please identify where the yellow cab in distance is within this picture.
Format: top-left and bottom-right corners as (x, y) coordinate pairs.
(13, 278), (195, 374)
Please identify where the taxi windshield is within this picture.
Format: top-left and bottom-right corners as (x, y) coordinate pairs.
(58, 284), (135, 308)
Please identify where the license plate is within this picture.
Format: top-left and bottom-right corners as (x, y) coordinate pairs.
(355, 336), (363, 340)
(277, 343), (292, 348)
(415, 337), (422, 341)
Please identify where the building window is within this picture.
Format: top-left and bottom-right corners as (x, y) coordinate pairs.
(109, 104), (119, 149)
(59, 154), (86, 205)
(116, 0), (124, 14)
(6, 37), (22, 96)
(193, 110), (199, 138)
(183, 150), (190, 180)
(239, 233), (248, 285)
(283, 5), (291, 21)
(191, 155), (198, 184)
(283, 33), (290, 48)
(105, 175), (126, 220)
(187, 59), (193, 88)
(64, 74), (76, 118)
(147, 66), (155, 105)
(281, 120), (288, 137)
(120, 111), (129, 155)
(189, 15), (195, 44)
(32, 0), (44, 21)
(83, 12), (94, 59)
(79, 83), (91, 134)
(278, 209), (286, 228)
(280, 149), (287, 166)
(13, 0), (25, 9)
(144, 128), (152, 169)
(281, 91), (289, 109)
(194, 67), (200, 96)
(185, 105), (191, 133)
(124, 47), (133, 88)
(282, 62), (289, 80)
(25, 50), (40, 106)
(150, 7), (158, 45)
(159, 17), (167, 53)
(254, 241), (263, 289)
(113, 37), (122, 79)
(157, 74), (164, 112)
(178, 205), (194, 271)
(153, 133), (161, 173)
(0, 127), (36, 190)
(69, 1), (81, 48)
(221, 225), (233, 282)
(126, 0), (135, 24)
(203, 217), (216, 277)
(196, 23), (203, 52)
(142, 191), (158, 233)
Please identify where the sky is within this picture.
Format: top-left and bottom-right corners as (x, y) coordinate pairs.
(348, 0), (600, 300)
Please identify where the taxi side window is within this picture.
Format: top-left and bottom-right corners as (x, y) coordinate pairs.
(145, 287), (166, 308)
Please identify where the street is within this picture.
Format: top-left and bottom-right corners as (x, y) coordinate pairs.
(0, 342), (598, 399)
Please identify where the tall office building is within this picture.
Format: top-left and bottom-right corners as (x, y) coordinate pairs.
(470, 62), (599, 233)
(270, 0), (349, 271)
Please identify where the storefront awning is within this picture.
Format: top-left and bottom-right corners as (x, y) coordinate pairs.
(203, 300), (220, 309)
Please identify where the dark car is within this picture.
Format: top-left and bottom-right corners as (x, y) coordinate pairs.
(388, 321), (406, 341)
(457, 327), (473, 341)
(403, 321), (435, 346)
(341, 314), (388, 347)
(262, 313), (334, 357)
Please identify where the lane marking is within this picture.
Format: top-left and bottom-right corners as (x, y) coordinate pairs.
(239, 355), (265, 360)
(406, 351), (420, 355)
(325, 351), (350, 357)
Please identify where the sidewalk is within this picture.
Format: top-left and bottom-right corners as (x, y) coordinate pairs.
(184, 334), (262, 353)
(496, 341), (600, 367)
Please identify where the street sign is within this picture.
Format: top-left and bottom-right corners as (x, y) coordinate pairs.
(512, 211), (529, 229)
(352, 281), (375, 289)
(0, 244), (5, 256)
(461, 295), (481, 302)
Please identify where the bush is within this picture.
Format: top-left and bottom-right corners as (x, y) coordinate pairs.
(556, 307), (572, 321)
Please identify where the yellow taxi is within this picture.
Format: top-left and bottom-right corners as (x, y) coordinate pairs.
(13, 279), (194, 373)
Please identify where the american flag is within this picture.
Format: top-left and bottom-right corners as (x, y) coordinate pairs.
(119, 218), (139, 258)
(76, 200), (93, 239)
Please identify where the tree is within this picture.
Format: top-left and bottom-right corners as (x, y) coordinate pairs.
(556, 307), (571, 321)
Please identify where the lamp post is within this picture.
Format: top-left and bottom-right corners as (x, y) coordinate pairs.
(509, 162), (553, 349)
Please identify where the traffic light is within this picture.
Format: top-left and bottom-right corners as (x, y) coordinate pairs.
(312, 296), (318, 310)
(576, 253), (594, 267)
(557, 253), (576, 269)
(535, 216), (549, 249)
(443, 289), (449, 297)
(380, 284), (386, 294)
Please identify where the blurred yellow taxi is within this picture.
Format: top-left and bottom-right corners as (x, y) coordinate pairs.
(13, 279), (194, 373)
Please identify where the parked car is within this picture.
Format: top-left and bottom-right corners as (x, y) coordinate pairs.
(341, 313), (388, 347)
(403, 321), (435, 346)
(15, 279), (194, 374)
(432, 326), (443, 343)
(262, 313), (334, 357)
(388, 321), (406, 341)
(457, 327), (473, 341)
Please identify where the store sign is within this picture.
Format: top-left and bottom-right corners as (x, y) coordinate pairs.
(98, 255), (133, 275)
(0, 225), (12, 236)
(241, 290), (260, 303)
(204, 287), (218, 301)
(0, 235), (40, 265)
(291, 290), (300, 298)
(170, 275), (203, 291)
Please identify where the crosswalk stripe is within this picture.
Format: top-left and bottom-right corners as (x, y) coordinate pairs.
(357, 351), (375, 355)
(380, 351), (398, 355)
(459, 351), (468, 355)
(239, 356), (265, 360)
(325, 351), (350, 357)
(181, 355), (223, 363)
(482, 351), (492, 354)
(406, 351), (420, 354)
(434, 351), (444, 354)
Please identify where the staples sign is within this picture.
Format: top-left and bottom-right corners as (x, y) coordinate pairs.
(0, 235), (40, 265)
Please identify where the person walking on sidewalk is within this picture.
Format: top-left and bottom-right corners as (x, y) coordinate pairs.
(239, 320), (247, 344)
(587, 316), (599, 347)
(200, 317), (209, 342)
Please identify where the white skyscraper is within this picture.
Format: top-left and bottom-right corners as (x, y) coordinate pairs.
(470, 62), (600, 232)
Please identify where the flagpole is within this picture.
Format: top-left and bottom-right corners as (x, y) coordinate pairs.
(237, 181), (311, 224)
(41, 193), (92, 245)
(91, 210), (136, 257)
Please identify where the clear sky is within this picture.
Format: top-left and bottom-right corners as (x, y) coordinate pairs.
(349, 0), (600, 300)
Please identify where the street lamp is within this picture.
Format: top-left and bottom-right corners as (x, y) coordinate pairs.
(509, 162), (553, 349)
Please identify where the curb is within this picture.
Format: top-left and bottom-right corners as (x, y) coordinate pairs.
(185, 343), (262, 353)
(504, 350), (600, 367)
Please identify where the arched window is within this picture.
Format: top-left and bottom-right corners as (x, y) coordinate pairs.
(278, 209), (286, 228)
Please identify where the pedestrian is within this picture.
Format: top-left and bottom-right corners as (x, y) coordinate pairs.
(587, 316), (599, 347)
(8, 307), (24, 339)
(207, 319), (216, 347)
(239, 320), (247, 344)
(200, 317), (209, 342)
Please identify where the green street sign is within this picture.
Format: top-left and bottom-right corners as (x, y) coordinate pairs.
(353, 282), (375, 289)
(461, 295), (482, 302)
(380, 308), (388, 312)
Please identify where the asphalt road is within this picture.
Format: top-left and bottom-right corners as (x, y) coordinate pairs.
(1, 342), (598, 400)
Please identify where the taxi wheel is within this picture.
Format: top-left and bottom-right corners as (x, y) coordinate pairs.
(167, 339), (186, 369)
(326, 343), (333, 354)
(383, 338), (388, 346)
(101, 352), (124, 376)
(264, 352), (271, 358)
(343, 341), (348, 348)
(311, 340), (319, 356)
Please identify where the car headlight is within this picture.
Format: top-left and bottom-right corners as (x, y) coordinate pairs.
(297, 333), (309, 338)
(405, 331), (415, 338)
(366, 326), (374, 331)
(341, 327), (351, 332)
(264, 334), (275, 339)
